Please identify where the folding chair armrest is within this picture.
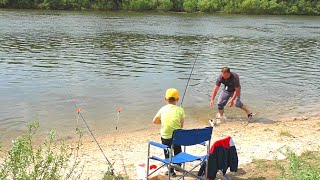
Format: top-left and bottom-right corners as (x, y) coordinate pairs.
(149, 141), (169, 149)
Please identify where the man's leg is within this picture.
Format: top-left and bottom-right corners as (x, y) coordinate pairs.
(218, 109), (224, 118)
(240, 104), (250, 114)
(234, 92), (253, 118)
(217, 90), (231, 120)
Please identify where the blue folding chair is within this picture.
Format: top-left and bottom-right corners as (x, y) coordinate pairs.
(147, 127), (213, 179)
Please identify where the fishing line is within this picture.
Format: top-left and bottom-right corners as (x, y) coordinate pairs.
(178, 39), (218, 127)
(180, 50), (201, 107)
(76, 108), (80, 130)
(64, 86), (115, 175)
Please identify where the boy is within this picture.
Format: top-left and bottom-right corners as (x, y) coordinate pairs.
(153, 88), (185, 177)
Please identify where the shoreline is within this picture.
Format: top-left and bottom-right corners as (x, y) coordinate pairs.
(1, 8), (320, 16)
(1, 115), (319, 179)
(69, 116), (320, 179)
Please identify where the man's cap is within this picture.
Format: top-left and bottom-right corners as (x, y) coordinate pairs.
(165, 88), (179, 100)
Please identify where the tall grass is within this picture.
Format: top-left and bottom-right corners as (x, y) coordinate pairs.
(0, 121), (83, 179)
(276, 149), (320, 180)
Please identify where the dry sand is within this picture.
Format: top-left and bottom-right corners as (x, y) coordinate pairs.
(65, 116), (320, 179)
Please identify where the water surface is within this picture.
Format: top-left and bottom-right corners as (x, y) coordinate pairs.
(1, 10), (320, 145)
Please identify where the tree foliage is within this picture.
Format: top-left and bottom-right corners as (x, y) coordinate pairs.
(0, 0), (320, 15)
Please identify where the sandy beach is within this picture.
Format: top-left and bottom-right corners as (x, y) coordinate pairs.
(68, 115), (320, 179)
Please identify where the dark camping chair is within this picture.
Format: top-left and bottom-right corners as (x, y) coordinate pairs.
(147, 127), (213, 179)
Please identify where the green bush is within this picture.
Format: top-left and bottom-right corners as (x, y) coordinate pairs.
(65, 0), (91, 10)
(183, 0), (198, 12)
(1, 0), (320, 16)
(171, 0), (183, 11)
(156, 0), (173, 11)
(43, 0), (65, 9)
(0, 121), (83, 179)
(0, 0), (9, 7)
(222, 0), (242, 13)
(4, 0), (37, 8)
(268, 0), (285, 14)
(198, 0), (221, 12)
(240, 0), (268, 14)
(92, 0), (119, 10)
(127, 0), (156, 11)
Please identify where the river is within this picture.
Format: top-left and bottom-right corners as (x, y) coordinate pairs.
(0, 9), (319, 145)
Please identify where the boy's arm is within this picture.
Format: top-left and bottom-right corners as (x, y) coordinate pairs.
(180, 118), (184, 128)
(153, 115), (161, 124)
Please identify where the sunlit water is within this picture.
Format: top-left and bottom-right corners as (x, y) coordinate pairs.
(1, 10), (320, 145)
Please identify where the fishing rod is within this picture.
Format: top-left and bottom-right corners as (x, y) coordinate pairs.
(180, 50), (201, 107)
(64, 87), (116, 175)
(179, 48), (219, 128)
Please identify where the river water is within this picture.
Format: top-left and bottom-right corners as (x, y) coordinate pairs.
(0, 10), (319, 144)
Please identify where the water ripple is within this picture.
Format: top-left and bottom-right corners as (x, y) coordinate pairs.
(0, 10), (320, 145)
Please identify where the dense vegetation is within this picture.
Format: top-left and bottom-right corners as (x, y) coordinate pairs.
(0, 0), (319, 15)
(0, 122), (84, 179)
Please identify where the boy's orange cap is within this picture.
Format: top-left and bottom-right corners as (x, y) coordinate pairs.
(165, 88), (179, 99)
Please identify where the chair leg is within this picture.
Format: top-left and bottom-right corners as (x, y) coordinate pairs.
(205, 139), (211, 180)
(182, 163), (185, 180)
(146, 144), (150, 180)
(176, 161), (204, 180)
(168, 164), (171, 180)
(168, 145), (174, 180)
(224, 174), (230, 180)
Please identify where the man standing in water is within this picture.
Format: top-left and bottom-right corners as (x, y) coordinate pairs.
(210, 67), (253, 122)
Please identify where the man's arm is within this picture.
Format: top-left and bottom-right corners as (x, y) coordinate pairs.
(229, 87), (240, 107)
(153, 116), (161, 124)
(210, 85), (220, 107)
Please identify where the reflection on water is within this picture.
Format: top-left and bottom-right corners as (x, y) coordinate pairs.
(0, 10), (320, 145)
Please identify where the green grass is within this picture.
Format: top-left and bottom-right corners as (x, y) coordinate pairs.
(103, 173), (128, 180)
(276, 149), (320, 180)
(264, 128), (273, 132)
(0, 121), (83, 179)
(244, 150), (320, 180)
(300, 151), (320, 170)
(280, 130), (293, 137)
